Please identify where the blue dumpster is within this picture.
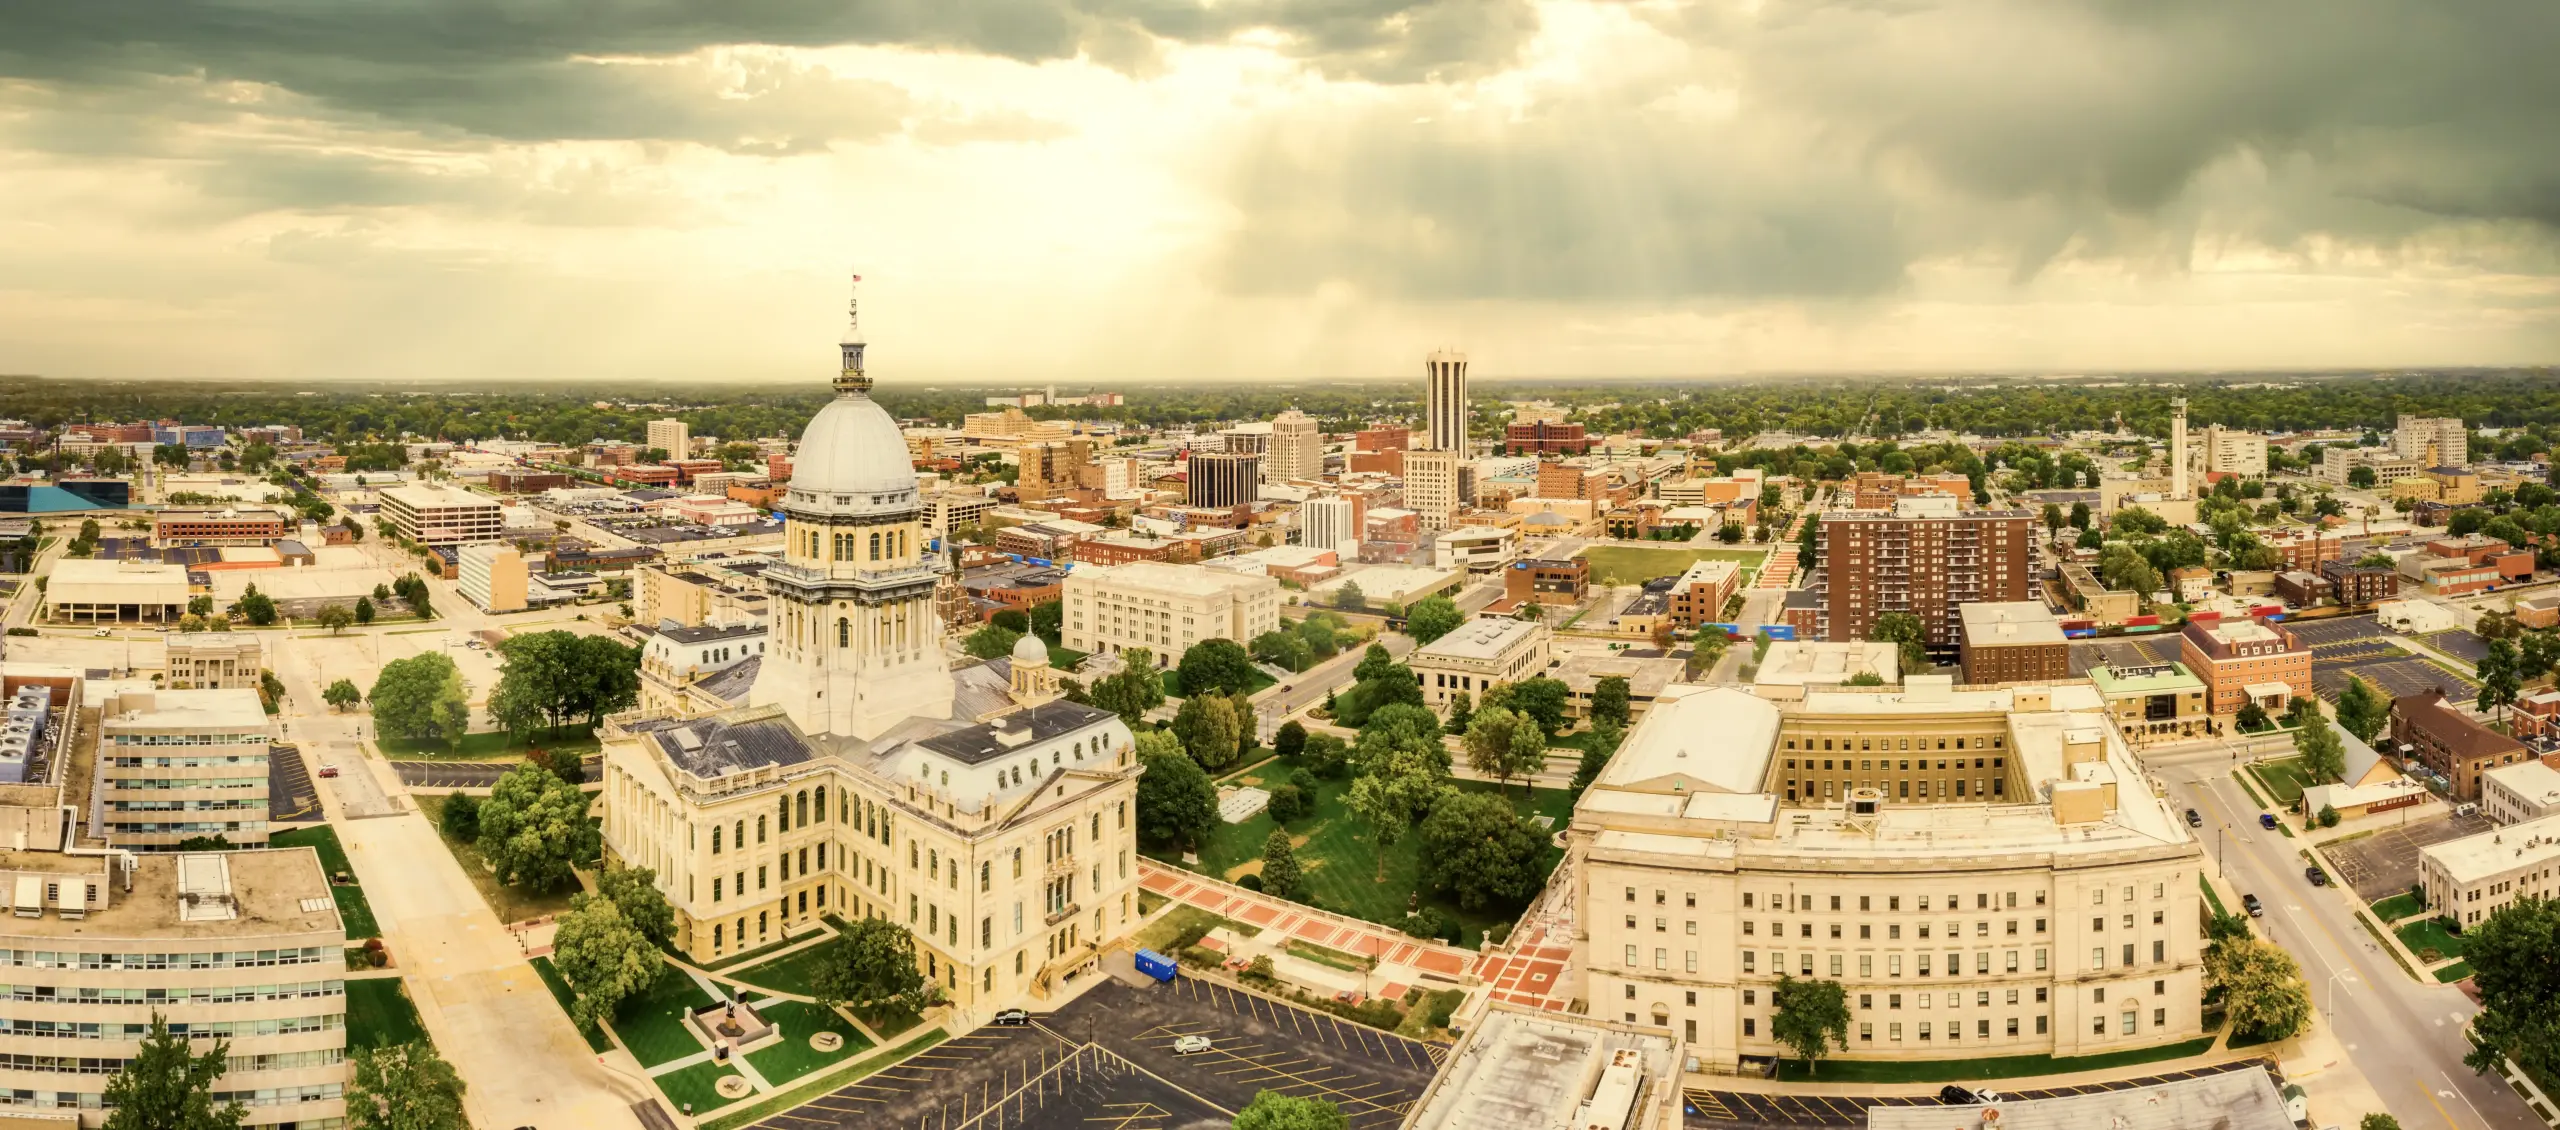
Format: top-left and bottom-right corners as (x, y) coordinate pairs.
(1134, 949), (1179, 983)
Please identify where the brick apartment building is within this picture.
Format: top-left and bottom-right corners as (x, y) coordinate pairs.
(1665, 559), (1742, 629)
(1504, 420), (1590, 456)
(1958, 602), (2070, 684)
(2392, 689), (2531, 801)
(2178, 617), (2312, 717)
(2318, 558), (2400, 604)
(1505, 557), (1589, 607)
(1812, 500), (2033, 651)
(154, 507), (288, 547)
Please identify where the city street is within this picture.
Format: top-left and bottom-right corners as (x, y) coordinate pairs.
(2151, 747), (2536, 1129)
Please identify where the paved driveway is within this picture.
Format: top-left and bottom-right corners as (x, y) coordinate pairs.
(393, 759), (600, 789)
(1053, 976), (1441, 1130)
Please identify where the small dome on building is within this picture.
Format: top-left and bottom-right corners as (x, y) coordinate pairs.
(1011, 633), (1050, 667)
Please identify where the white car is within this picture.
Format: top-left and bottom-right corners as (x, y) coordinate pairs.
(1172, 1035), (1213, 1055)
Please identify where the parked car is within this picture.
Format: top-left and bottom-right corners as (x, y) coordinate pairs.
(1172, 1035), (1214, 1055)
(1938, 1085), (2000, 1105)
(2243, 893), (2265, 917)
(2185, 808), (2204, 827)
(2305, 866), (2328, 887)
(2259, 813), (2280, 830)
(991, 1008), (1031, 1027)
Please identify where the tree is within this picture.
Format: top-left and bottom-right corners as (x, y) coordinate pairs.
(368, 653), (468, 747)
(102, 1013), (245, 1130)
(235, 583), (278, 626)
(2068, 501), (2092, 529)
(1301, 732), (1350, 779)
(1463, 707), (1548, 797)
(990, 607), (1030, 633)
(597, 867), (676, 949)
(175, 834), (233, 852)
(1403, 596), (1464, 645)
(315, 603), (354, 634)
(965, 624), (1023, 660)
(2295, 718), (2347, 784)
(2347, 465), (2378, 489)
(1589, 675), (1631, 728)
(438, 793), (481, 842)
(2207, 935), (2313, 1042)
(1717, 521), (1745, 544)
(1569, 723), (1619, 795)
(1507, 676), (1573, 736)
(1419, 790), (1546, 911)
(2235, 700), (2270, 733)
(1134, 731), (1219, 850)
(1871, 611), (1930, 673)
(1174, 693), (1247, 772)
(1443, 689), (1473, 732)
(552, 893), (662, 1028)
(1089, 648), (1167, 724)
(352, 594), (377, 624)
(2041, 503), (2062, 532)
(1250, 629), (1313, 673)
(2448, 507), (2488, 537)
(1332, 581), (1366, 611)
(1353, 702), (1447, 778)
(2333, 675), (2389, 742)
(474, 761), (599, 891)
(810, 917), (927, 1013)
(1259, 828), (1306, 902)
(2463, 897), (2560, 1088)
(1274, 720), (1307, 761)
(2360, 1117), (2402, 1130)
(2317, 803), (2340, 828)
(323, 678), (363, 711)
(1344, 771), (1420, 883)
(1233, 1091), (1347, 1130)
(347, 1041), (469, 1130)
(2478, 637), (2523, 715)
(186, 595), (214, 617)
(1769, 975), (1851, 1077)
(1177, 638), (1260, 697)
(1335, 657), (1424, 728)
(2076, 527), (2103, 550)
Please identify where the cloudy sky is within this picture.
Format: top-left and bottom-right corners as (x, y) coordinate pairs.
(3, 0), (2555, 386)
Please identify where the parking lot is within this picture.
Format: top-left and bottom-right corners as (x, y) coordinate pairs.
(2323, 813), (2494, 902)
(2286, 614), (2391, 652)
(1052, 977), (1442, 1130)
(2313, 654), (2474, 704)
(745, 975), (1438, 1130)
(268, 746), (319, 822)
(391, 760), (599, 789)
(2426, 629), (2492, 664)
(1683, 1058), (2279, 1128)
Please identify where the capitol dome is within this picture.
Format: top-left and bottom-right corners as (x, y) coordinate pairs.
(784, 394), (917, 513)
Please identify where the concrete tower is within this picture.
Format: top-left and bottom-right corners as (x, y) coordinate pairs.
(1424, 350), (1468, 452)
(2170, 397), (2189, 499)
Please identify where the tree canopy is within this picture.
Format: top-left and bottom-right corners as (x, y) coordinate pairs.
(1089, 648), (1167, 724)
(1418, 790), (1548, 911)
(1177, 638), (1260, 697)
(1769, 975), (1851, 1076)
(488, 630), (640, 738)
(1233, 1091), (1348, 1130)
(103, 1013), (245, 1130)
(1402, 596), (1464, 645)
(347, 1041), (469, 1130)
(552, 893), (662, 1028)
(475, 761), (599, 891)
(2462, 896), (2560, 1088)
(810, 917), (928, 1013)
(368, 652), (469, 747)
(1134, 730), (1219, 850)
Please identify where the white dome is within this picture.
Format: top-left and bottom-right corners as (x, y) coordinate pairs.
(1010, 633), (1050, 666)
(785, 394), (918, 514)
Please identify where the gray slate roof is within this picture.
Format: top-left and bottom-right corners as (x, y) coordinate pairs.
(912, 699), (1115, 766)
(640, 712), (813, 778)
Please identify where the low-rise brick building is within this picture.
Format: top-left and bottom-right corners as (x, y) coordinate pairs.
(2390, 688), (2530, 802)
(2179, 617), (2311, 718)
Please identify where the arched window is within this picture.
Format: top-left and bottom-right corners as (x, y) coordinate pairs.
(756, 815), (766, 843)
(837, 617), (850, 648)
(870, 532), (881, 560)
(796, 790), (809, 828)
(713, 923), (723, 950)
(814, 786), (827, 822)
(735, 820), (745, 850)
(777, 794), (791, 834)
(758, 911), (768, 939)
(711, 826), (723, 855)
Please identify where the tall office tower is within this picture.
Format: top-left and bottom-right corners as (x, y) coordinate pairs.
(1424, 350), (1468, 452)
(1218, 423), (1271, 457)
(1403, 448), (1462, 532)
(1300, 496), (1359, 552)
(1267, 410), (1324, 483)
(2169, 398), (2188, 499)
(647, 417), (691, 460)
(1186, 452), (1262, 507)
(2394, 415), (2468, 467)
(1814, 498), (2034, 651)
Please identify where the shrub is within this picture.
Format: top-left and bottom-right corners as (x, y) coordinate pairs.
(1426, 991), (1460, 1028)
(1403, 907), (1452, 941)
(1265, 784), (1308, 824)
(1168, 919), (1215, 952)
(1237, 873), (1265, 892)
(1178, 945), (1222, 968)
(367, 949), (387, 968)
(1487, 922), (1512, 946)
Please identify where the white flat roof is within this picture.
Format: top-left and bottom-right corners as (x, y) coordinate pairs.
(1599, 685), (1776, 795)
(2424, 810), (2560, 884)
(2484, 758), (2560, 808)
(1415, 617), (1542, 662)
(1961, 601), (2066, 645)
(1870, 1069), (2290, 1130)
(1754, 641), (1899, 687)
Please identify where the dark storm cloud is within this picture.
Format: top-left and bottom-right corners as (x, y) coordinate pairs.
(1218, 0), (2560, 303)
(0, 0), (1539, 150)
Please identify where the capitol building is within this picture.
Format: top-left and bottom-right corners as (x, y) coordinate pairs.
(597, 287), (1143, 1013)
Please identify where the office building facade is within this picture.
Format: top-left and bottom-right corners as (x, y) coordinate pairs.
(1185, 453), (1261, 508)
(1814, 502), (2033, 652)
(1424, 350), (1468, 452)
(1266, 411), (1324, 483)
(1403, 449), (1463, 533)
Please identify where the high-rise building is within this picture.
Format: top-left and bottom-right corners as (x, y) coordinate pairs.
(1424, 350), (1468, 452)
(647, 417), (691, 459)
(1185, 452), (1261, 508)
(1403, 448), (1462, 532)
(1814, 498), (2033, 652)
(1266, 410), (1324, 483)
(378, 483), (503, 547)
(1217, 423), (1271, 457)
(2394, 415), (2468, 467)
(1015, 439), (1093, 502)
(2169, 398), (2188, 500)
(2198, 424), (2267, 476)
(1300, 496), (1361, 553)
(97, 687), (273, 849)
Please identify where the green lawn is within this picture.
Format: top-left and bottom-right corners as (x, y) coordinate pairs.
(611, 964), (718, 1068)
(2199, 875), (2229, 918)
(2434, 960), (2474, 983)
(530, 956), (614, 1052)
(1162, 669), (1279, 698)
(1133, 905), (1255, 955)
(653, 1059), (745, 1117)
(702, 1030), (947, 1130)
(1047, 644), (1089, 669)
(2369, 891), (2426, 923)
(742, 999), (874, 1084)
(382, 724), (600, 762)
(2395, 918), (2468, 963)
(346, 978), (427, 1050)
(852, 999), (923, 1039)
(1774, 1036), (2217, 1083)
(1575, 545), (1761, 587)
(1144, 774), (1569, 947)
(268, 825), (378, 939)
(413, 794), (585, 924)
(1285, 940), (1365, 971)
(2246, 756), (2315, 809)
(731, 940), (839, 999)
